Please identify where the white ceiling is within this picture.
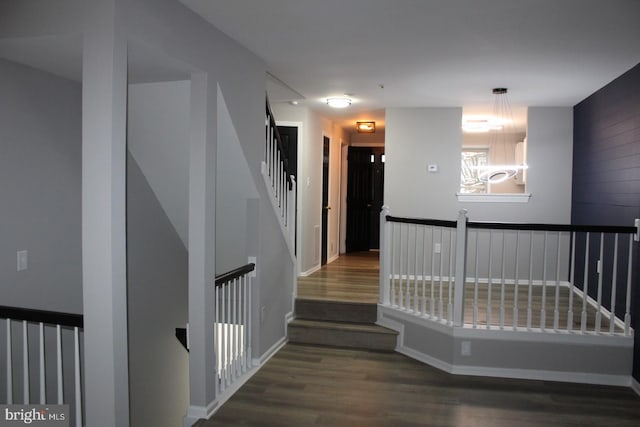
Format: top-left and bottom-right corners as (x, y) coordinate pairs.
(181, 0), (640, 133)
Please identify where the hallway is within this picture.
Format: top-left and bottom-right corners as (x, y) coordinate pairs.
(297, 251), (380, 303)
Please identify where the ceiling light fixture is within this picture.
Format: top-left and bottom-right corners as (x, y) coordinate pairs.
(356, 121), (376, 133)
(326, 97), (351, 108)
(472, 88), (527, 184)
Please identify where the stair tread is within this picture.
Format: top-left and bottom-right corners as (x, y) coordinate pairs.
(295, 298), (377, 307)
(289, 319), (397, 335)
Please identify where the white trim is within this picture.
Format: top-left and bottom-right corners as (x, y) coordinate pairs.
(327, 253), (340, 264)
(397, 343), (631, 387)
(257, 335), (288, 366)
(184, 400), (219, 427)
(300, 263), (321, 277)
(571, 286), (630, 333)
(450, 364), (631, 387)
(379, 304), (633, 346)
(632, 377), (640, 397)
(456, 193), (531, 203)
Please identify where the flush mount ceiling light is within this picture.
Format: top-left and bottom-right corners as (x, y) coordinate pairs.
(326, 97), (351, 108)
(356, 121), (375, 133)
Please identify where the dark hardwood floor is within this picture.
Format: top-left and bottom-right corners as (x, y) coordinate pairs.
(198, 343), (640, 427)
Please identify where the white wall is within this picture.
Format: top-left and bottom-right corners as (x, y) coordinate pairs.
(271, 103), (345, 273)
(385, 106), (573, 223)
(216, 85), (259, 273)
(128, 80), (190, 247)
(0, 58), (82, 313)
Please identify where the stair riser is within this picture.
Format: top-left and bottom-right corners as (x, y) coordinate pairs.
(295, 300), (377, 323)
(289, 326), (396, 352)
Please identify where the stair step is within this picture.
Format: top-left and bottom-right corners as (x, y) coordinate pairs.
(288, 319), (398, 352)
(295, 298), (377, 323)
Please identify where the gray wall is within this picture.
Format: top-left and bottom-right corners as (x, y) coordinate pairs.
(0, 58), (82, 314)
(128, 80), (191, 248)
(127, 153), (189, 427)
(385, 107), (573, 223)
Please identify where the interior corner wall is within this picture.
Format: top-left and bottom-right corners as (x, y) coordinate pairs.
(384, 106), (573, 224)
(572, 62), (640, 382)
(126, 153), (189, 427)
(0, 58), (82, 314)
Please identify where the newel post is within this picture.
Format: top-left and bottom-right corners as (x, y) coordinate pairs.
(288, 175), (297, 246)
(379, 206), (392, 305)
(453, 209), (469, 326)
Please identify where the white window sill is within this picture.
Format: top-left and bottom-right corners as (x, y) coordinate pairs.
(456, 193), (531, 203)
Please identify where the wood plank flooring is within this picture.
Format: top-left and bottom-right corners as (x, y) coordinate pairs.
(297, 251), (380, 303)
(198, 344), (640, 427)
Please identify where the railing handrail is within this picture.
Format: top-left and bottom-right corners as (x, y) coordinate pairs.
(0, 305), (83, 328)
(468, 221), (637, 235)
(387, 214), (637, 235)
(265, 96), (292, 188)
(215, 263), (256, 287)
(386, 215), (457, 228)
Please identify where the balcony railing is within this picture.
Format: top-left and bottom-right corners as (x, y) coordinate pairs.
(1, 305), (83, 426)
(379, 207), (639, 336)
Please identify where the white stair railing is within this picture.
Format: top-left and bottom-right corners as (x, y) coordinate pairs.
(380, 208), (638, 336)
(1, 306), (83, 426)
(263, 97), (296, 257)
(213, 262), (255, 395)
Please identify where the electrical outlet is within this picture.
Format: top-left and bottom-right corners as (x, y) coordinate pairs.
(261, 306), (266, 324)
(461, 341), (471, 356)
(434, 243), (441, 254)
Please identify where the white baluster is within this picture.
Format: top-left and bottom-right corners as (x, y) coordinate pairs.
(486, 230), (493, 329)
(567, 232), (576, 332)
(595, 233), (604, 333)
(624, 235), (633, 336)
(414, 224), (419, 313)
(554, 233), (562, 332)
(499, 231), (506, 330)
(447, 228), (454, 325)
(513, 231), (520, 330)
(247, 273), (253, 367)
(473, 231), (479, 328)
(526, 231), (534, 330)
(6, 318), (13, 404)
(438, 228), (444, 320)
(609, 234), (619, 335)
(429, 226), (435, 318)
(39, 322), (45, 404)
(390, 222), (397, 307)
(56, 325), (63, 404)
(214, 285), (220, 394)
(540, 232), (548, 331)
(74, 327), (81, 427)
(23, 320), (29, 404)
(421, 225), (427, 316)
(405, 224), (411, 310)
(581, 232), (590, 334)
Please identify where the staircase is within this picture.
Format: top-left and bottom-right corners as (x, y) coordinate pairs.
(288, 299), (398, 351)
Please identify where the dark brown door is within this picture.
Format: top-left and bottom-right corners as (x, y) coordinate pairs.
(321, 136), (330, 265)
(346, 147), (384, 252)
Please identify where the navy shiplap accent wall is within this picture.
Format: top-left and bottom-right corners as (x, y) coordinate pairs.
(572, 62), (640, 381)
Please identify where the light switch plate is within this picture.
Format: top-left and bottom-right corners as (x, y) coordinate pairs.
(17, 250), (28, 271)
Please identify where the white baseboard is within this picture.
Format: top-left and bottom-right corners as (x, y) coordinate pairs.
(397, 342), (631, 387)
(183, 399), (219, 427)
(632, 377), (640, 397)
(327, 253), (340, 264)
(258, 334), (288, 366)
(300, 264), (321, 277)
